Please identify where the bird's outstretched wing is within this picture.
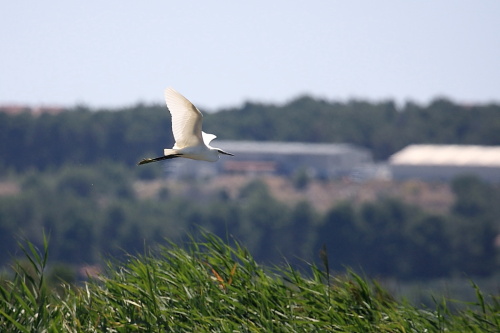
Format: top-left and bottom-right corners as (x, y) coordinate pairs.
(202, 131), (217, 146)
(164, 87), (204, 149)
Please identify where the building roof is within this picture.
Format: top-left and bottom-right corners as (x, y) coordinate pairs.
(389, 145), (500, 167)
(215, 140), (367, 156)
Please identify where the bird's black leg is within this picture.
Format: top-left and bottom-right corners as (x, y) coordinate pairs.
(138, 154), (182, 165)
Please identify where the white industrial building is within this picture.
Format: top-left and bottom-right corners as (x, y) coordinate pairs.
(165, 141), (373, 179)
(389, 144), (500, 182)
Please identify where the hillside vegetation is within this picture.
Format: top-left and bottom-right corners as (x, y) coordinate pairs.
(0, 96), (499, 319)
(1, 164), (499, 282)
(1, 97), (500, 172)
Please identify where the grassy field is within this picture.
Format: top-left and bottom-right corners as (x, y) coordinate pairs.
(1, 234), (498, 332)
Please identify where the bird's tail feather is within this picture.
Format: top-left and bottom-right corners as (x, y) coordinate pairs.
(164, 148), (177, 155)
(138, 154), (181, 165)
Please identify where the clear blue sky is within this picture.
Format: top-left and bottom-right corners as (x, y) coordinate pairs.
(1, 1), (499, 110)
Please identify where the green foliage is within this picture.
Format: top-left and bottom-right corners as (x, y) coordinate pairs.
(451, 175), (500, 220)
(206, 97), (500, 160)
(1, 166), (499, 280)
(1, 97), (500, 330)
(317, 202), (361, 272)
(2, 97), (500, 173)
(0, 104), (172, 171)
(292, 167), (311, 190)
(450, 176), (500, 276)
(1, 235), (499, 332)
(1, 97), (500, 279)
(0, 164), (183, 266)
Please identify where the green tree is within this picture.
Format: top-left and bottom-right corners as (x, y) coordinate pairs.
(450, 176), (499, 276)
(316, 202), (361, 272)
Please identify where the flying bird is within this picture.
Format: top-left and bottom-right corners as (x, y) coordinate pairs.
(138, 88), (234, 165)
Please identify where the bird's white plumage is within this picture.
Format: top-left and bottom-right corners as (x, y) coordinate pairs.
(164, 87), (204, 149)
(202, 132), (217, 146)
(137, 87), (234, 165)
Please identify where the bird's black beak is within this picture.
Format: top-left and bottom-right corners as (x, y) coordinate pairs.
(218, 149), (234, 156)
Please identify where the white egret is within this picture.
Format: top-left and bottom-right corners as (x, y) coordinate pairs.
(138, 88), (234, 165)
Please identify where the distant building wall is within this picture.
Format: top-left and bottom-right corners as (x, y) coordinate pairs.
(389, 145), (500, 182)
(0, 105), (64, 115)
(165, 141), (373, 179)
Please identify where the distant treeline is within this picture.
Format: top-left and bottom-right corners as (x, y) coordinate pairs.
(1, 97), (500, 171)
(1, 96), (499, 280)
(1, 165), (498, 280)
